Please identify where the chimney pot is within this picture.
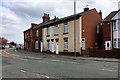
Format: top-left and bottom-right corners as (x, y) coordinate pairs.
(84, 7), (89, 12)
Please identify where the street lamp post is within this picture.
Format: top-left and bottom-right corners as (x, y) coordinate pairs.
(74, 0), (76, 57)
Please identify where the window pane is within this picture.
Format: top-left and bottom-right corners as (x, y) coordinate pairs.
(64, 39), (68, 50)
(55, 25), (58, 34)
(36, 30), (39, 37)
(35, 40), (38, 49)
(47, 27), (50, 35)
(64, 22), (68, 33)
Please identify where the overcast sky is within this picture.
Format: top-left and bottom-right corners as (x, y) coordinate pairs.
(0, 0), (120, 44)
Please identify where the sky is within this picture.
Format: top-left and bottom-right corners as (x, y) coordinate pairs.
(0, 0), (120, 44)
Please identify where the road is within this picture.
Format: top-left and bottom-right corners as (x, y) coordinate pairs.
(1, 48), (119, 79)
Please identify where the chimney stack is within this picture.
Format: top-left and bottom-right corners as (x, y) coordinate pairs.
(42, 13), (50, 23)
(84, 7), (89, 12)
(31, 23), (38, 28)
(54, 16), (59, 21)
(99, 10), (102, 19)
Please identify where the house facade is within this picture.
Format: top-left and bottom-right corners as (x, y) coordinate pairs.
(30, 8), (102, 55)
(24, 23), (42, 52)
(102, 9), (120, 50)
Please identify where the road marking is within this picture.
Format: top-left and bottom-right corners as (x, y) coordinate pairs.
(38, 61), (49, 64)
(99, 69), (117, 72)
(51, 59), (60, 62)
(21, 70), (26, 73)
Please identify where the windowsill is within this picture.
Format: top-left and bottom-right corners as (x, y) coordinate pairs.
(46, 35), (50, 37)
(54, 34), (59, 36)
(63, 32), (68, 34)
(64, 50), (68, 51)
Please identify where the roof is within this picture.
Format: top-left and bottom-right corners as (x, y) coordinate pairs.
(104, 11), (118, 21)
(33, 8), (96, 29)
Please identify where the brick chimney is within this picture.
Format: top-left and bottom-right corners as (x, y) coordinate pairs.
(99, 10), (102, 19)
(31, 23), (38, 28)
(42, 13), (50, 23)
(84, 7), (89, 12)
(54, 16), (59, 21)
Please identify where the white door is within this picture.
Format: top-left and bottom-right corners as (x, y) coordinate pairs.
(56, 42), (59, 54)
(41, 42), (43, 52)
(105, 41), (111, 50)
(52, 41), (54, 53)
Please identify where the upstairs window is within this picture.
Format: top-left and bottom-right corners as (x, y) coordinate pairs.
(54, 25), (58, 35)
(97, 25), (99, 33)
(36, 29), (39, 37)
(113, 21), (116, 30)
(64, 39), (68, 50)
(47, 27), (50, 36)
(64, 22), (68, 33)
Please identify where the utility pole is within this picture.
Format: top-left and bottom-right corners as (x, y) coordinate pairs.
(74, 0), (76, 57)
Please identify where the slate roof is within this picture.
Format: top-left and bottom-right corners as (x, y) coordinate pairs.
(33, 8), (96, 29)
(104, 11), (118, 21)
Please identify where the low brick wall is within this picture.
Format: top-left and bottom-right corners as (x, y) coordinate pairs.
(89, 48), (120, 59)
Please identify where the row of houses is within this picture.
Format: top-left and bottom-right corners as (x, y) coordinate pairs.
(24, 6), (120, 56)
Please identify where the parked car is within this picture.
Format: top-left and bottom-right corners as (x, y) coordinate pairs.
(16, 45), (21, 50)
(0, 45), (5, 49)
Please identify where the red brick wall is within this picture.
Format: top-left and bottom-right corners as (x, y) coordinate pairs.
(102, 21), (111, 49)
(82, 9), (102, 55)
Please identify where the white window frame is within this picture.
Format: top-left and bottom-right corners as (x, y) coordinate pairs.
(113, 21), (116, 30)
(64, 39), (68, 50)
(47, 40), (50, 50)
(54, 25), (58, 34)
(36, 29), (39, 37)
(82, 38), (85, 50)
(47, 27), (50, 36)
(64, 22), (68, 33)
(97, 25), (99, 33)
(35, 40), (38, 49)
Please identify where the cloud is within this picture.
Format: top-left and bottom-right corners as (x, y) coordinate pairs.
(1, 0), (120, 43)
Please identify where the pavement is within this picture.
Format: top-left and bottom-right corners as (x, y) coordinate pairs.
(3, 48), (119, 63)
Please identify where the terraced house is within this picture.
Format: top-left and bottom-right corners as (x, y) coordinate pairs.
(24, 7), (102, 55)
(102, 9), (120, 50)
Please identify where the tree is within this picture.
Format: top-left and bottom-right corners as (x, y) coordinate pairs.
(0, 37), (8, 47)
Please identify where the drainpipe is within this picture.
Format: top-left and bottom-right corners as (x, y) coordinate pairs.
(110, 21), (113, 50)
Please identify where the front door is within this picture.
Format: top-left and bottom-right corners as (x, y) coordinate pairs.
(52, 41), (54, 53)
(105, 41), (111, 50)
(41, 41), (43, 52)
(56, 42), (59, 54)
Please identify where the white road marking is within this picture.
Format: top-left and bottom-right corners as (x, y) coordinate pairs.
(38, 61), (49, 64)
(51, 59), (60, 62)
(99, 69), (117, 72)
(21, 70), (26, 73)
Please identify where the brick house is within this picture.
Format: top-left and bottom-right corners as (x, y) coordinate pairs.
(102, 9), (120, 50)
(24, 23), (42, 52)
(30, 7), (102, 55)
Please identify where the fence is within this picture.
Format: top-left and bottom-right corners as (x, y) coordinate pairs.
(88, 48), (120, 59)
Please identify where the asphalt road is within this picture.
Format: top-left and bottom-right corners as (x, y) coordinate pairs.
(1, 48), (119, 78)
